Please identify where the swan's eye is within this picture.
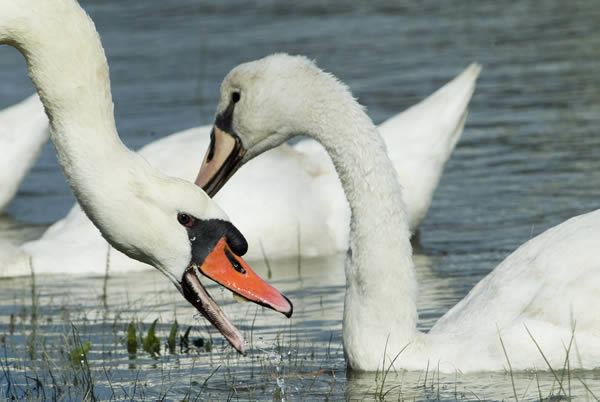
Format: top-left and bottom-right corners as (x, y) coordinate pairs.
(231, 91), (241, 103)
(177, 213), (194, 227)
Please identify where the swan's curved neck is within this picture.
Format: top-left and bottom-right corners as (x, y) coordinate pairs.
(302, 81), (420, 367)
(0, 0), (147, 257)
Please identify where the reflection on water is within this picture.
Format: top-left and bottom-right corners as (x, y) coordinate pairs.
(1, 0), (600, 399)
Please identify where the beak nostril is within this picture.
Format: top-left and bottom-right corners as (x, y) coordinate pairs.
(225, 248), (246, 274)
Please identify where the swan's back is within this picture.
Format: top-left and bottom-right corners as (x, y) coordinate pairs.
(428, 210), (600, 369)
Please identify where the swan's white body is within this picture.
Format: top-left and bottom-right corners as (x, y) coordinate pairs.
(0, 94), (49, 212)
(0, 65), (478, 275)
(205, 54), (600, 372)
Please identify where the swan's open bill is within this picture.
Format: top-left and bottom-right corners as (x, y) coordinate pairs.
(180, 239), (292, 354)
(179, 218), (292, 353)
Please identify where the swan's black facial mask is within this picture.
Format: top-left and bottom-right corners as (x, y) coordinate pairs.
(194, 101), (246, 197)
(179, 218), (292, 354)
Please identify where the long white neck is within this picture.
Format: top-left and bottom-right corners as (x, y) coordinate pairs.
(0, 0), (150, 259)
(301, 78), (421, 369)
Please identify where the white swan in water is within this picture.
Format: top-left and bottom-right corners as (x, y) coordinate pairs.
(0, 0), (292, 353)
(1, 65), (478, 275)
(194, 54), (600, 372)
(0, 94), (49, 212)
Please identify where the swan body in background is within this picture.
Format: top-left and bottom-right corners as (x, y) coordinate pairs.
(194, 54), (600, 372)
(0, 94), (49, 212)
(0, 0), (292, 353)
(2, 64), (478, 275)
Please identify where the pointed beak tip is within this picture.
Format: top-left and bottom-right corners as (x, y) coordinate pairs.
(233, 339), (247, 355)
(282, 294), (293, 318)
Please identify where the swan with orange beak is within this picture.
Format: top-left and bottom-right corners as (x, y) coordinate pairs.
(0, 0), (291, 356)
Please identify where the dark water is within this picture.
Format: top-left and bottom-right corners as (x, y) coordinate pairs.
(1, 0), (600, 399)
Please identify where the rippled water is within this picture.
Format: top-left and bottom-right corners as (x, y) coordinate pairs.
(1, 0), (600, 399)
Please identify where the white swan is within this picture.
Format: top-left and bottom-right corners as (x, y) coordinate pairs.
(194, 54), (600, 372)
(0, 94), (49, 212)
(1, 64), (478, 276)
(0, 0), (292, 353)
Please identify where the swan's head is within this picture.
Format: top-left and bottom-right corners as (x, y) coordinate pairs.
(195, 53), (339, 195)
(104, 173), (292, 354)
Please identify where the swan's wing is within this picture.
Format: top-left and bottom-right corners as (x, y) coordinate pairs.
(430, 210), (600, 364)
(0, 94), (50, 212)
(379, 64), (481, 231)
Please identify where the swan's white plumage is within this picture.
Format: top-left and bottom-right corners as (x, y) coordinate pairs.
(0, 94), (49, 212)
(1, 64), (478, 274)
(208, 54), (600, 372)
(425, 210), (600, 370)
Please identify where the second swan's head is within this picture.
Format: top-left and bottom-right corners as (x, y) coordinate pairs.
(195, 53), (353, 195)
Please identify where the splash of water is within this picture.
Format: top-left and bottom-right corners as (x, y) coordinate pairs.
(254, 337), (286, 400)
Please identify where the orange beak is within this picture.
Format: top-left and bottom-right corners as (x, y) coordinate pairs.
(181, 236), (292, 354)
(200, 238), (293, 317)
